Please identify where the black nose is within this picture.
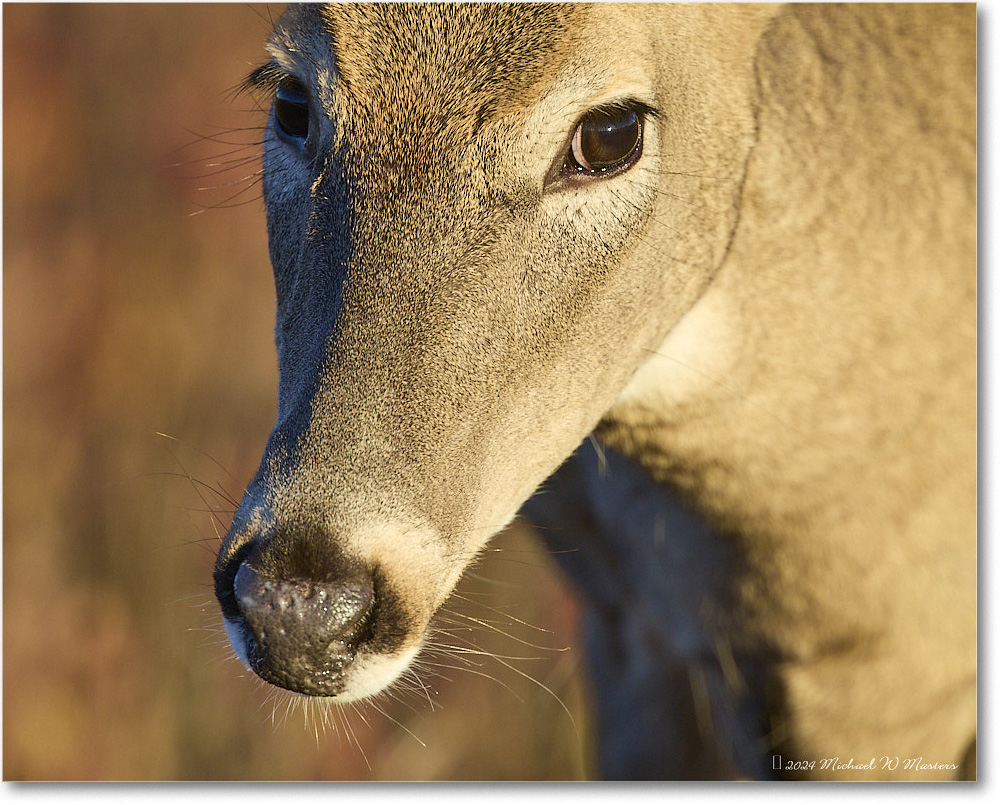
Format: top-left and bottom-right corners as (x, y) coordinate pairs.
(228, 539), (375, 696)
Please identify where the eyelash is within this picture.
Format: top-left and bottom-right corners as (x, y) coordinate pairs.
(560, 101), (656, 178)
(247, 63), (657, 187)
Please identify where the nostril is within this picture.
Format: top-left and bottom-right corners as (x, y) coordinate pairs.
(231, 559), (375, 695)
(234, 563), (373, 641)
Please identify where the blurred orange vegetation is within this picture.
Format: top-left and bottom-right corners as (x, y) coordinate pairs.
(3, 3), (593, 780)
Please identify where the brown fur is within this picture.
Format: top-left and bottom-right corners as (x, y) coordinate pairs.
(215, 3), (976, 779)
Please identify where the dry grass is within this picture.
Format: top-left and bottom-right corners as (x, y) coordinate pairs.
(2, 3), (594, 780)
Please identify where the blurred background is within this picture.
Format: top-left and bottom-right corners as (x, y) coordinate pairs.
(3, 3), (595, 780)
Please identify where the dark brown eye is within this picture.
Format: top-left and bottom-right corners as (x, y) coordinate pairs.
(274, 77), (310, 141)
(566, 107), (643, 175)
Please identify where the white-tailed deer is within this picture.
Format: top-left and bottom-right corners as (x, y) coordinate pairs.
(214, 3), (976, 780)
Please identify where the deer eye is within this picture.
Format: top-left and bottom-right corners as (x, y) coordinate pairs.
(564, 105), (645, 177)
(273, 77), (310, 141)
